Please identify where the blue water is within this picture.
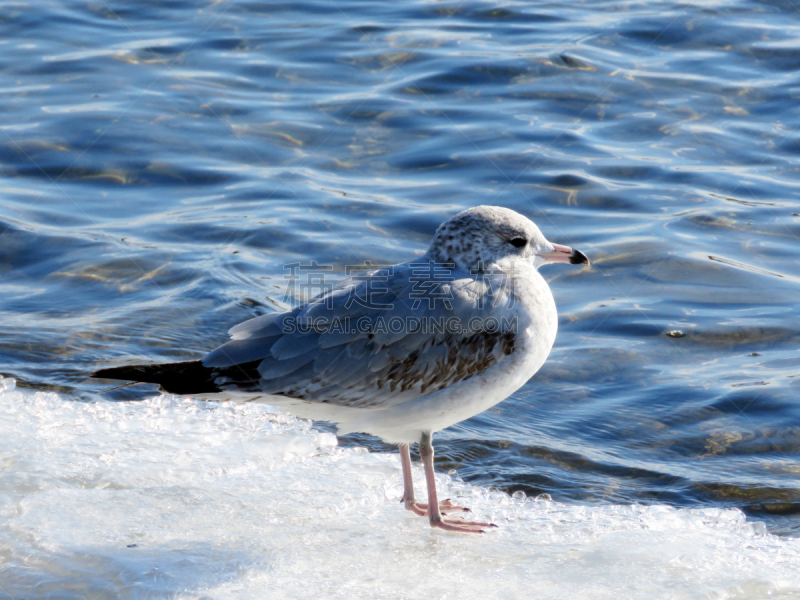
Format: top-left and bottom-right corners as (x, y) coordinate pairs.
(1, 0), (799, 542)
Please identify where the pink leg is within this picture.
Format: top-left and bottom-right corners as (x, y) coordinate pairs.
(400, 443), (426, 516)
(419, 432), (497, 533)
(400, 443), (469, 517)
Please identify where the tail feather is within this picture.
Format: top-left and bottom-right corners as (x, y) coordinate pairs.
(91, 360), (221, 395)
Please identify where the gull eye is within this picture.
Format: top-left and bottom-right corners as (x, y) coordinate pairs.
(509, 237), (527, 249)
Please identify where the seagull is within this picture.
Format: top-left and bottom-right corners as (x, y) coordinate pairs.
(92, 205), (588, 533)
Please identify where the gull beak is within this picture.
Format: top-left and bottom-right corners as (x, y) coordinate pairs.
(539, 243), (590, 266)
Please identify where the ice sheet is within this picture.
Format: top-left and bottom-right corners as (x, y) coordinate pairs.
(0, 376), (798, 600)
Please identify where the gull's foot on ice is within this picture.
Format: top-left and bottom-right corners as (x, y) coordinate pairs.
(430, 516), (498, 534)
(404, 498), (471, 517)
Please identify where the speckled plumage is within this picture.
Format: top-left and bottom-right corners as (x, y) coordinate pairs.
(428, 206), (552, 271)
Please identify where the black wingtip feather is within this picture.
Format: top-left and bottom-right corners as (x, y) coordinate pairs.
(92, 360), (221, 395)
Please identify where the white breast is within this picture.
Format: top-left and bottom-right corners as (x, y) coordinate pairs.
(337, 266), (558, 443)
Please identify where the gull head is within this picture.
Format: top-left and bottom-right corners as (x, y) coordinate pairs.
(428, 205), (589, 272)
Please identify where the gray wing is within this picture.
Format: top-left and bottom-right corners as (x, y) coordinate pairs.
(202, 262), (520, 408)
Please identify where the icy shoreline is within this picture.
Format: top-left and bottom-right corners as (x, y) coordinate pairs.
(1, 377), (798, 599)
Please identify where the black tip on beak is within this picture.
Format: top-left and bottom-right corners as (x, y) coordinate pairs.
(569, 249), (589, 265)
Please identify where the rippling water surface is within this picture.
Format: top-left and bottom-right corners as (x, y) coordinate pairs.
(1, 0), (799, 548)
